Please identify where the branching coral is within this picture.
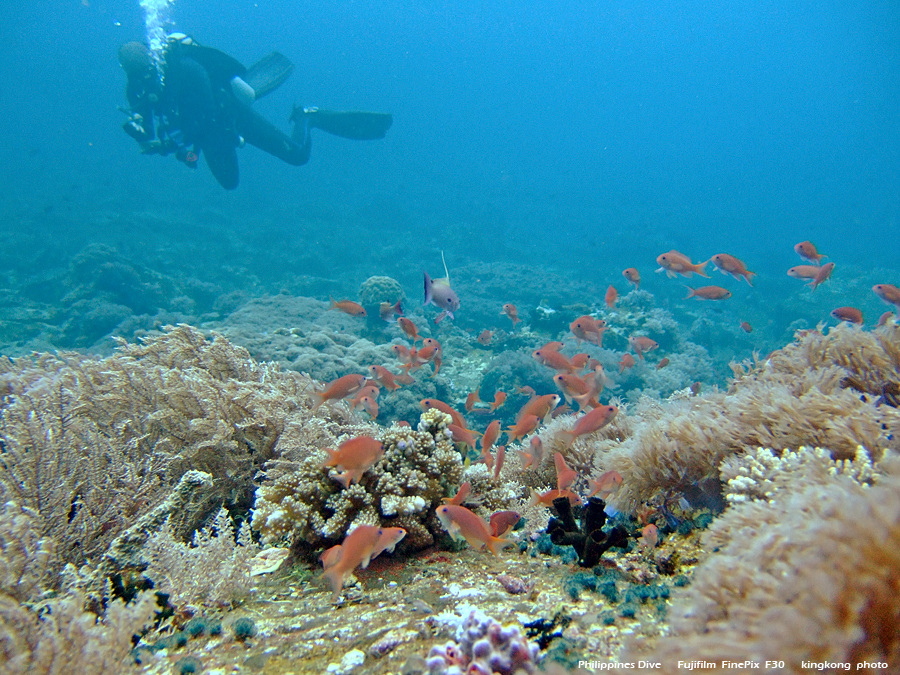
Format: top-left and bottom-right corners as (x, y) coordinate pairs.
(253, 408), (465, 551)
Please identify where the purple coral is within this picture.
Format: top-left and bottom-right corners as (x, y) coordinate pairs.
(425, 610), (540, 675)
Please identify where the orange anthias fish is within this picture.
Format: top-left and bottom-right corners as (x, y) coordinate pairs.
(605, 285), (618, 309)
(320, 525), (407, 602)
(448, 424), (480, 450)
(618, 353), (635, 373)
(622, 267), (641, 289)
(794, 240), (827, 264)
(322, 435), (385, 488)
(489, 391), (507, 412)
(710, 253), (756, 286)
(465, 389), (482, 412)
(507, 414), (541, 443)
(740, 321), (753, 333)
(379, 299), (403, 321)
(787, 265), (822, 280)
(435, 504), (515, 555)
(503, 303), (521, 327)
(873, 284), (900, 310)
(368, 365), (400, 392)
(442, 481), (472, 505)
(558, 405), (618, 449)
(398, 317), (421, 343)
(808, 262), (835, 290)
(656, 250), (710, 278)
(831, 307), (863, 324)
(420, 398), (466, 428)
(570, 316), (605, 347)
(518, 435), (544, 470)
(553, 452), (578, 490)
(532, 348), (577, 373)
(629, 335), (659, 360)
(684, 285), (732, 300)
(656, 357), (670, 370)
(527, 487), (583, 507)
(421, 338), (443, 376)
(517, 393), (560, 422)
(480, 420), (502, 461)
(587, 470), (623, 500)
(329, 297), (367, 316)
(553, 373), (599, 411)
(477, 330), (493, 346)
(489, 510), (521, 537)
(312, 374), (368, 410)
(639, 523), (659, 549)
(878, 311), (895, 326)
(358, 396), (379, 419)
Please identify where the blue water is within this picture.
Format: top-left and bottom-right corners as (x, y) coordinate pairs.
(1, 0), (898, 372)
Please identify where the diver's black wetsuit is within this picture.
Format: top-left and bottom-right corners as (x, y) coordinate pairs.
(121, 39), (309, 189)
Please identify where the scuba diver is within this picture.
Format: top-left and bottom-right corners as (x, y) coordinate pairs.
(118, 34), (393, 190)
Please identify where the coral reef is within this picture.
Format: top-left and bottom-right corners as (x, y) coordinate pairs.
(253, 408), (464, 551)
(546, 497), (629, 567)
(358, 275), (405, 309)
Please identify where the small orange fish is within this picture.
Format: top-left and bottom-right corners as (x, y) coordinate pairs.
(639, 523), (659, 549)
(532, 348), (577, 373)
(879, 311), (895, 326)
(570, 316), (605, 347)
(553, 452), (578, 491)
(329, 297), (366, 316)
(831, 307), (863, 324)
(656, 357), (670, 370)
(435, 504), (515, 555)
(539, 341), (565, 352)
(448, 424), (479, 450)
(503, 303), (521, 327)
(398, 317), (421, 343)
(489, 391), (507, 412)
(794, 240), (827, 264)
(740, 321), (752, 333)
(710, 253), (756, 286)
(493, 445), (505, 480)
(349, 384), (380, 410)
(322, 436), (385, 488)
(320, 525), (406, 602)
(489, 510), (521, 537)
(618, 353), (635, 373)
(787, 265), (822, 280)
(421, 337), (443, 376)
(622, 267), (641, 289)
(605, 285), (618, 309)
(312, 374), (368, 410)
(685, 286), (732, 300)
(807, 262), (835, 290)
(559, 404), (618, 448)
(465, 389), (482, 412)
(379, 299), (403, 321)
(420, 398), (466, 428)
(517, 394), (560, 422)
(518, 435), (544, 470)
(477, 330), (493, 346)
(368, 365), (400, 391)
(527, 487), (583, 507)
(873, 284), (900, 310)
(443, 481), (471, 505)
(629, 335), (659, 359)
(690, 382), (702, 395)
(656, 250), (710, 278)
(587, 470), (623, 500)
(506, 414), (540, 443)
(358, 396), (379, 419)
(553, 373), (598, 411)
(481, 420), (501, 457)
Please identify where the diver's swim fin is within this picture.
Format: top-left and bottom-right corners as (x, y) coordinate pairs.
(243, 52), (294, 101)
(292, 107), (393, 140)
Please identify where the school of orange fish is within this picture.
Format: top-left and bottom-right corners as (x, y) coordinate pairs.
(316, 242), (900, 599)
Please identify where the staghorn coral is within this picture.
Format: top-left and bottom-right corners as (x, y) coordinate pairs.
(253, 408), (464, 550)
(620, 457), (900, 673)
